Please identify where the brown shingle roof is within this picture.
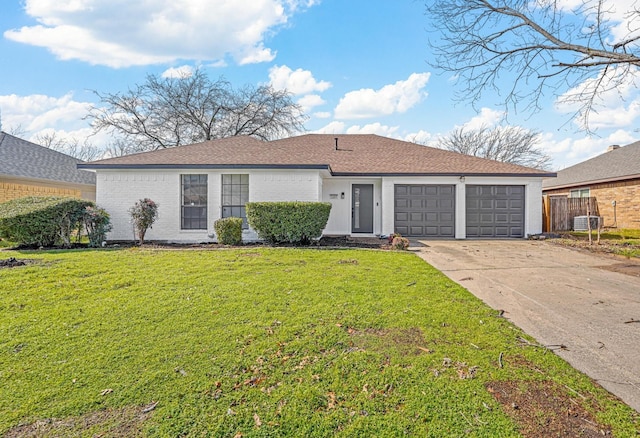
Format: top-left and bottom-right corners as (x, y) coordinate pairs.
(79, 134), (553, 176)
(543, 141), (640, 189)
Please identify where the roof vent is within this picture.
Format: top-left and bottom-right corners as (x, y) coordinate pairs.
(606, 144), (620, 152)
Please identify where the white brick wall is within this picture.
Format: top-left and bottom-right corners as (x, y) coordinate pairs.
(96, 169), (545, 242)
(97, 169), (322, 243)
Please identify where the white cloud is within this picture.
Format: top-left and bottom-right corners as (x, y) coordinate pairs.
(334, 73), (430, 119)
(539, 129), (637, 169)
(0, 92), (112, 152)
(345, 123), (399, 137)
(297, 94), (325, 113)
(460, 107), (504, 130)
(0, 93), (89, 132)
(555, 66), (640, 130)
(404, 130), (432, 145)
(268, 65), (331, 95)
(161, 65), (195, 79)
(313, 111), (332, 119)
(313, 121), (346, 134)
(4, 1), (317, 68)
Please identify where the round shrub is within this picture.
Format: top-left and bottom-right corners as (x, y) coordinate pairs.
(246, 201), (331, 245)
(214, 217), (243, 245)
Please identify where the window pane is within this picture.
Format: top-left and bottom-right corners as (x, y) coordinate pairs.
(181, 175), (207, 229)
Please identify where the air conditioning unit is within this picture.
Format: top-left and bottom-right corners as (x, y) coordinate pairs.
(573, 215), (602, 231)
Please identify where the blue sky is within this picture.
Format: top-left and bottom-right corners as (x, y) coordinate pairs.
(0, 0), (637, 169)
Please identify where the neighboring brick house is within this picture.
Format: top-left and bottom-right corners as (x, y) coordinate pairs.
(542, 141), (640, 229)
(0, 131), (96, 202)
(79, 134), (554, 242)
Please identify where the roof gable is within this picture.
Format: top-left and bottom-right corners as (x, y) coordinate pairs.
(80, 134), (553, 177)
(0, 132), (96, 185)
(543, 141), (640, 189)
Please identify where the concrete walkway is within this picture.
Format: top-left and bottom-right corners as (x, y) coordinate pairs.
(413, 239), (640, 413)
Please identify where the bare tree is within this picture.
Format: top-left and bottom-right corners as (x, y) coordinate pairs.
(87, 69), (307, 155)
(435, 125), (552, 169)
(426, 0), (640, 131)
(33, 131), (103, 162)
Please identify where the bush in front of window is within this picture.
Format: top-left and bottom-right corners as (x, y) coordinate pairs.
(246, 201), (332, 245)
(0, 196), (93, 247)
(214, 217), (243, 246)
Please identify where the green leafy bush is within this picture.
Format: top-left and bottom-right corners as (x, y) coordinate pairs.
(214, 217), (243, 245)
(83, 206), (112, 247)
(0, 196), (93, 247)
(129, 198), (159, 245)
(246, 201), (331, 245)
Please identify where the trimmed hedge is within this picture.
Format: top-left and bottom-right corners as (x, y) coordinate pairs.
(0, 196), (94, 247)
(214, 217), (243, 245)
(246, 201), (331, 245)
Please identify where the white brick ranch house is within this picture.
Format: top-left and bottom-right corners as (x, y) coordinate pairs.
(78, 134), (555, 242)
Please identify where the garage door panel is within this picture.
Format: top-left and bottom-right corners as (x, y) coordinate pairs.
(466, 185), (525, 238)
(441, 212), (454, 222)
(395, 198), (408, 208)
(394, 184), (455, 237)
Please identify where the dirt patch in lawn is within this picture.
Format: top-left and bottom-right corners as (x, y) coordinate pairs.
(4, 404), (155, 437)
(0, 257), (36, 269)
(347, 327), (431, 356)
(486, 380), (612, 437)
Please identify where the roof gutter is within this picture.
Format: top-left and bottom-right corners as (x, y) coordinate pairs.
(77, 163), (333, 172)
(543, 173), (640, 190)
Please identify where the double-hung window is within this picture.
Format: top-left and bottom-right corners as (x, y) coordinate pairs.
(181, 174), (207, 230)
(222, 174), (249, 228)
(569, 188), (590, 198)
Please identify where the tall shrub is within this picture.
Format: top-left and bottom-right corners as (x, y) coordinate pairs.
(0, 196), (92, 247)
(83, 206), (112, 247)
(246, 201), (331, 245)
(129, 198), (159, 245)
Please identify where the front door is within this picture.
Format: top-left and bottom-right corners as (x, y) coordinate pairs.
(352, 184), (374, 233)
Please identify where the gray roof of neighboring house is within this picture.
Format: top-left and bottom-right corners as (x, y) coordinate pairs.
(0, 131), (96, 185)
(80, 134), (554, 177)
(542, 141), (640, 189)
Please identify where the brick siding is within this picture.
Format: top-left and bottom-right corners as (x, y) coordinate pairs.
(0, 182), (81, 203)
(544, 178), (640, 229)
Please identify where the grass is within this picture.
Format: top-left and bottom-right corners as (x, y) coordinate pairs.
(569, 228), (640, 258)
(1, 247), (638, 436)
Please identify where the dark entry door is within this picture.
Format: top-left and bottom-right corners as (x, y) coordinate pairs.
(352, 184), (373, 233)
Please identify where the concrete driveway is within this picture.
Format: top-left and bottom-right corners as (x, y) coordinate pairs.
(414, 239), (640, 413)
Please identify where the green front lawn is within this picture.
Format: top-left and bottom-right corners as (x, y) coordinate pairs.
(1, 248), (638, 436)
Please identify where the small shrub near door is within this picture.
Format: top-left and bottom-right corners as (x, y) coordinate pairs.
(389, 233), (410, 250)
(246, 201), (331, 245)
(214, 217), (243, 245)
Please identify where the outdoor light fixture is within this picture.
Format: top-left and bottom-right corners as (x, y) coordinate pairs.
(459, 176), (465, 183)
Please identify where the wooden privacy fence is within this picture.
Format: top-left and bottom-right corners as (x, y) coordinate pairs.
(542, 196), (599, 232)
